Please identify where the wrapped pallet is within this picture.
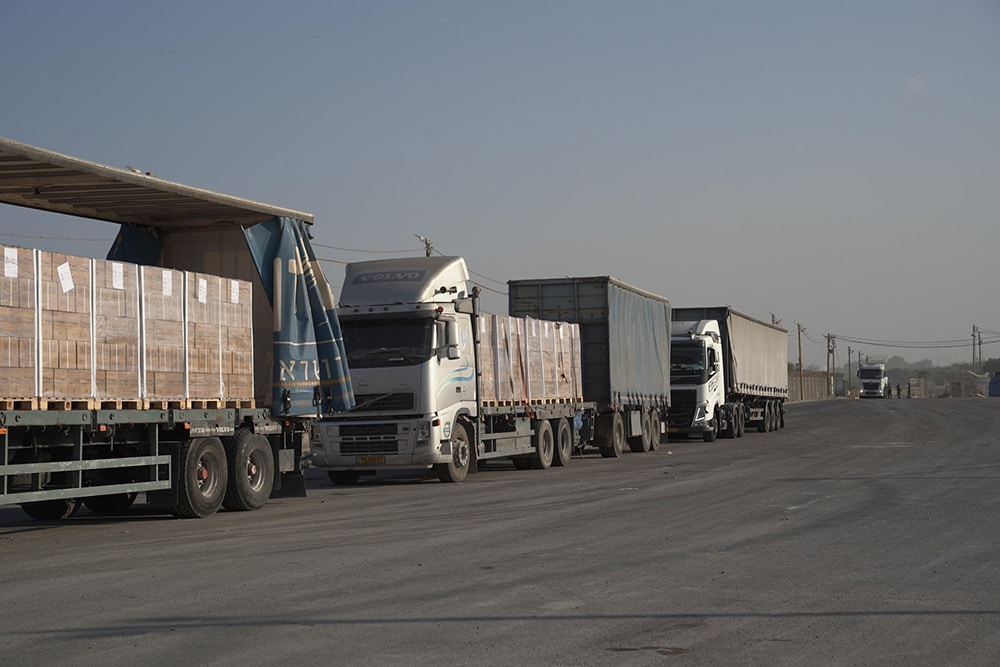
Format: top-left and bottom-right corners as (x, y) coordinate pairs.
(93, 259), (141, 404)
(141, 266), (185, 406)
(219, 277), (254, 406)
(478, 314), (498, 404)
(39, 251), (92, 402)
(185, 272), (224, 404)
(0, 245), (36, 404)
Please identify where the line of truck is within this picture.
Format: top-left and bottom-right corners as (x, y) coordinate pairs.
(0, 137), (789, 521)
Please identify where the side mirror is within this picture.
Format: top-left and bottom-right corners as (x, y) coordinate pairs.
(454, 297), (476, 314)
(443, 319), (460, 360)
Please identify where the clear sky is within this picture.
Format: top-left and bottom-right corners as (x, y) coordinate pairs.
(2, 1), (998, 369)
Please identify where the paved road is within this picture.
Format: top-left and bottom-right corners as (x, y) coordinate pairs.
(2, 398), (998, 666)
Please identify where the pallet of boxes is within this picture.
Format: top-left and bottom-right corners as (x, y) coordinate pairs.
(0, 245), (254, 411)
(478, 314), (582, 406)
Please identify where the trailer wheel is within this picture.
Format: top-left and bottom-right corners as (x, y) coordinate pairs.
(173, 437), (228, 518)
(756, 402), (768, 433)
(328, 470), (362, 486)
(223, 431), (274, 511)
(552, 418), (573, 466)
(599, 413), (625, 458)
(20, 499), (82, 521)
(629, 411), (652, 453)
(735, 405), (745, 438)
(648, 411), (660, 451)
(779, 403), (785, 429)
(531, 420), (554, 469)
(435, 422), (471, 483)
(83, 493), (138, 514)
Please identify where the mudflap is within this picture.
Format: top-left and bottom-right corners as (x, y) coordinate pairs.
(270, 471), (307, 498)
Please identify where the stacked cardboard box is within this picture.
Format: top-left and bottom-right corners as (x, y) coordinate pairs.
(0, 246), (36, 401)
(219, 277), (253, 405)
(39, 252), (92, 400)
(141, 266), (185, 404)
(93, 259), (140, 402)
(185, 272), (223, 403)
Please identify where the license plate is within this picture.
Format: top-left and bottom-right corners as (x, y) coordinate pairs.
(356, 456), (385, 465)
(667, 427), (679, 433)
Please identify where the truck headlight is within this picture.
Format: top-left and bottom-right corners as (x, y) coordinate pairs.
(417, 421), (431, 442)
(694, 403), (709, 425)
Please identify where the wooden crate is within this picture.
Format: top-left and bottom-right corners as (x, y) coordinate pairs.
(0, 245), (36, 399)
(38, 252), (92, 400)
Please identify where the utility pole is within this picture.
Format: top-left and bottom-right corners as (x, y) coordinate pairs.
(826, 334), (834, 398)
(978, 328), (983, 374)
(847, 345), (852, 398)
(796, 322), (804, 401)
(415, 234), (433, 257)
(972, 325), (977, 371)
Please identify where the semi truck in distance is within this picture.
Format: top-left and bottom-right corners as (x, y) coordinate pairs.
(0, 137), (354, 520)
(857, 363), (891, 398)
(508, 276), (671, 457)
(668, 306), (788, 441)
(309, 256), (595, 483)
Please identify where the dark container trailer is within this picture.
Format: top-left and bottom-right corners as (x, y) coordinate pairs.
(508, 276), (671, 457)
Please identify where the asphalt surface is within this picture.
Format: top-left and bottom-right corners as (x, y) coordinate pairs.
(1, 398), (998, 666)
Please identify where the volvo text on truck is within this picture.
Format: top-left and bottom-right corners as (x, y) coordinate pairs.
(668, 306), (787, 441)
(0, 137), (354, 520)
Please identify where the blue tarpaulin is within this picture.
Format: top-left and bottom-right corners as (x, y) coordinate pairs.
(107, 223), (163, 265)
(244, 217), (354, 415)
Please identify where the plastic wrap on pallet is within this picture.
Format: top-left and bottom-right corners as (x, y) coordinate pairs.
(93, 259), (141, 401)
(141, 266), (185, 402)
(219, 277), (254, 403)
(39, 252), (92, 399)
(0, 245), (36, 400)
(185, 272), (224, 402)
(478, 314), (497, 403)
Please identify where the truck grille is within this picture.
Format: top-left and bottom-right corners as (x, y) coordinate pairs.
(667, 389), (696, 427)
(338, 423), (401, 455)
(351, 393), (415, 412)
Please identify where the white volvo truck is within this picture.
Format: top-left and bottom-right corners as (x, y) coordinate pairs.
(309, 256), (596, 483)
(668, 307), (788, 441)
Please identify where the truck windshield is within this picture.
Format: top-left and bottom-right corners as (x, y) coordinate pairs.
(671, 343), (707, 382)
(858, 369), (884, 379)
(341, 318), (435, 368)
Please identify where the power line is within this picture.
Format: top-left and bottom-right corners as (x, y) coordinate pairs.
(0, 232), (111, 243)
(311, 241), (423, 255)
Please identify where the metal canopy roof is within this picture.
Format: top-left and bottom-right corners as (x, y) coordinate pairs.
(0, 136), (314, 229)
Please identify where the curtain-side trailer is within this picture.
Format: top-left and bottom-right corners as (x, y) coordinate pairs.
(668, 306), (787, 441)
(0, 137), (353, 520)
(508, 276), (671, 458)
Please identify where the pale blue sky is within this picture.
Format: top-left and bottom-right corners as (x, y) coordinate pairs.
(2, 1), (998, 367)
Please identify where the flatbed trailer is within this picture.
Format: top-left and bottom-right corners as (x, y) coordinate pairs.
(0, 136), (353, 519)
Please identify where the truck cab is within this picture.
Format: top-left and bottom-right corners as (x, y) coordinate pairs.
(857, 363), (890, 398)
(669, 320), (727, 442)
(309, 257), (478, 483)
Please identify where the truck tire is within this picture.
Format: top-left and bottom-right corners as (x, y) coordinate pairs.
(223, 431), (274, 511)
(703, 417), (718, 443)
(552, 417), (573, 466)
(735, 405), (745, 438)
(629, 411), (652, 453)
(648, 411), (660, 451)
(328, 470), (362, 486)
(598, 413), (625, 458)
(721, 405), (737, 439)
(172, 437), (228, 518)
(531, 420), (554, 469)
(757, 403), (768, 433)
(20, 499), (81, 521)
(511, 457), (532, 470)
(435, 422), (471, 483)
(83, 493), (138, 514)
(778, 403), (785, 429)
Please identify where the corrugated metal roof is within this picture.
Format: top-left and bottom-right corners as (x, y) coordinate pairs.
(0, 136), (314, 228)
